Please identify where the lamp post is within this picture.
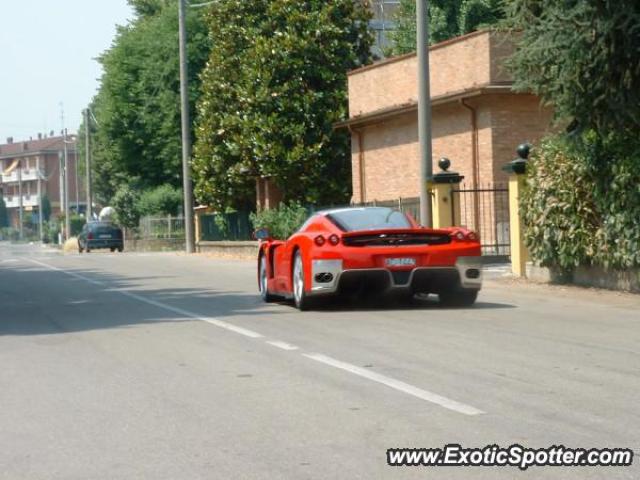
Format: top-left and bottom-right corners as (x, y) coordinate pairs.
(62, 131), (78, 240)
(178, 0), (195, 253)
(177, 0), (218, 253)
(417, 0), (433, 227)
(84, 108), (94, 220)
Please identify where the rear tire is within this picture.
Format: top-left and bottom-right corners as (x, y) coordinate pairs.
(259, 255), (277, 303)
(293, 251), (312, 311)
(110, 247), (116, 252)
(118, 247), (123, 253)
(439, 289), (478, 307)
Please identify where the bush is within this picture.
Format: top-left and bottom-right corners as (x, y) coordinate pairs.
(138, 185), (183, 216)
(112, 185), (141, 229)
(70, 215), (86, 237)
(521, 132), (640, 270)
(0, 227), (20, 242)
(249, 202), (309, 240)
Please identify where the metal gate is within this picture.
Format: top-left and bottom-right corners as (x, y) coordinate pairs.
(452, 183), (510, 258)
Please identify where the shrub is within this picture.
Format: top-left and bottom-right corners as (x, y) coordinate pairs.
(70, 215), (86, 237)
(250, 202), (309, 240)
(138, 185), (183, 216)
(112, 185), (141, 229)
(521, 132), (640, 270)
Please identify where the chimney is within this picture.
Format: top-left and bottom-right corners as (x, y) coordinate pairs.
(38, 133), (42, 140)
(6, 137), (13, 144)
(50, 130), (54, 137)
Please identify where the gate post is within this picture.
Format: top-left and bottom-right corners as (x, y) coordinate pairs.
(502, 144), (530, 277)
(429, 158), (464, 228)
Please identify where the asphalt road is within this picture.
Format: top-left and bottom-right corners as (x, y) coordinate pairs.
(1, 242), (638, 479)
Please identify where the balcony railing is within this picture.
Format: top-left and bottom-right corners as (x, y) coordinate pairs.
(2, 194), (39, 209)
(1, 168), (44, 184)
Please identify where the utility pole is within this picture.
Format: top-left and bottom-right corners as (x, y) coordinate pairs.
(417, 0), (433, 227)
(18, 160), (23, 240)
(178, 0), (195, 253)
(84, 108), (93, 220)
(63, 128), (70, 241)
(37, 156), (43, 242)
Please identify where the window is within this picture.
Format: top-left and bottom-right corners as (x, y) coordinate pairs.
(326, 207), (411, 232)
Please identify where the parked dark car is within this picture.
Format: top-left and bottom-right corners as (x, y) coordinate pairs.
(78, 222), (124, 253)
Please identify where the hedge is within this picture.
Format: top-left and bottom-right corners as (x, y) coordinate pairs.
(521, 132), (640, 271)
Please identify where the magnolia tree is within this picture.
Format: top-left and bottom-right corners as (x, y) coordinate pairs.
(193, 0), (373, 211)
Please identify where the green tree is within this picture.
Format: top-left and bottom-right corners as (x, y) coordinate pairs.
(387, 0), (504, 56)
(112, 185), (141, 229)
(0, 196), (8, 228)
(40, 195), (51, 222)
(85, 0), (211, 205)
(193, 0), (373, 211)
(505, 0), (640, 133)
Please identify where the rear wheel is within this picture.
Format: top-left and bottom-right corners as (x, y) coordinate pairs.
(293, 251), (312, 311)
(110, 247), (116, 252)
(259, 255), (276, 302)
(439, 289), (478, 307)
(117, 246), (123, 253)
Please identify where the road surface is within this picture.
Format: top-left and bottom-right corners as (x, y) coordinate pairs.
(1, 242), (638, 479)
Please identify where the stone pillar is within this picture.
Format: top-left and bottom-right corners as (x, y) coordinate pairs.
(428, 158), (464, 229)
(502, 144), (530, 277)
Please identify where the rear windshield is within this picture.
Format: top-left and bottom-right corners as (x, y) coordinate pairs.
(326, 208), (411, 232)
(89, 223), (119, 234)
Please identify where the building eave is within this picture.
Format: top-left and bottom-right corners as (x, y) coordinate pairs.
(335, 84), (521, 130)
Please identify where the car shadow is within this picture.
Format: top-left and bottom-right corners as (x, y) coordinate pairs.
(0, 262), (272, 337)
(278, 294), (516, 312)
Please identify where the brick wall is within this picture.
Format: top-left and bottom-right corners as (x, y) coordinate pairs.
(348, 31), (513, 117)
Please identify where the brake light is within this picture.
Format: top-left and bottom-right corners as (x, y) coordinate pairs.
(314, 235), (326, 246)
(328, 234), (340, 246)
(466, 231), (479, 242)
(88, 232), (93, 240)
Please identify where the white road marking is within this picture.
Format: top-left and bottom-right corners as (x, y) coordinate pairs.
(26, 257), (484, 415)
(266, 340), (299, 351)
(28, 258), (263, 339)
(303, 353), (485, 416)
(1, 259), (19, 263)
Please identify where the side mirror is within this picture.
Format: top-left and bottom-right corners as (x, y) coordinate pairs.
(254, 228), (271, 241)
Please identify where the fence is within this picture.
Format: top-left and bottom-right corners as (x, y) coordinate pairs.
(199, 211), (253, 241)
(138, 215), (186, 239)
(452, 183), (510, 257)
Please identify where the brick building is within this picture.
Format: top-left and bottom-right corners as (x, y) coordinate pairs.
(337, 30), (553, 253)
(339, 30), (553, 203)
(0, 134), (84, 231)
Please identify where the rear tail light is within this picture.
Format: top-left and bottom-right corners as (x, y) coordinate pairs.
(328, 234), (340, 246)
(451, 230), (479, 242)
(314, 235), (326, 246)
(88, 232), (93, 240)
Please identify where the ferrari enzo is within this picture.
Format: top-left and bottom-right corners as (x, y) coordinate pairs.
(256, 207), (482, 310)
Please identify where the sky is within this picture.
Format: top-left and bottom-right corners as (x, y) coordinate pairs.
(0, 0), (133, 143)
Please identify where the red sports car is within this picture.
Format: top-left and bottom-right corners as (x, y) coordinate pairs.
(256, 207), (482, 310)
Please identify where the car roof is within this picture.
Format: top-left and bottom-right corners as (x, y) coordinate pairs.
(87, 221), (118, 227)
(316, 206), (395, 216)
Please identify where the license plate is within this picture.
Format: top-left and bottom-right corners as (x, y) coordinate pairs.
(385, 257), (416, 267)
(99, 234), (112, 239)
